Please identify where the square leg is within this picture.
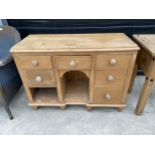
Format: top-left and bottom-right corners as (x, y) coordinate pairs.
(135, 77), (154, 115)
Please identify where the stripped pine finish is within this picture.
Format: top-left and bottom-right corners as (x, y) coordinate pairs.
(130, 35), (155, 115)
(11, 33), (139, 111)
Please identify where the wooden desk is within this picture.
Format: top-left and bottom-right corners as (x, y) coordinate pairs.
(133, 35), (155, 115)
(11, 33), (139, 111)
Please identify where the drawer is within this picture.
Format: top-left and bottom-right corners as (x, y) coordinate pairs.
(95, 54), (131, 70)
(95, 70), (127, 88)
(93, 87), (122, 104)
(55, 56), (91, 70)
(15, 56), (52, 69)
(24, 70), (55, 87)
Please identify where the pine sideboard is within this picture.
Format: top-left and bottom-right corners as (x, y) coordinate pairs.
(11, 33), (139, 111)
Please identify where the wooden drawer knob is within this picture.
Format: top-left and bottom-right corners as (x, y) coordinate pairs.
(110, 58), (117, 65)
(70, 60), (76, 67)
(105, 93), (112, 100)
(32, 60), (39, 67)
(107, 75), (114, 81)
(35, 76), (43, 82)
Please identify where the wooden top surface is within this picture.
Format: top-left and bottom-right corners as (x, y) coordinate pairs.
(133, 34), (155, 56)
(11, 33), (139, 53)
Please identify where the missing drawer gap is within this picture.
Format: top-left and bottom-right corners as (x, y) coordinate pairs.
(30, 88), (58, 104)
(61, 71), (89, 102)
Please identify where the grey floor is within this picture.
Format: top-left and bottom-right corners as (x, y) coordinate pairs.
(0, 76), (155, 135)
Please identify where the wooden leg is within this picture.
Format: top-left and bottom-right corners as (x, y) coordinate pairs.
(31, 106), (38, 110)
(128, 64), (138, 93)
(117, 107), (124, 112)
(60, 105), (66, 110)
(135, 77), (154, 115)
(87, 106), (92, 112)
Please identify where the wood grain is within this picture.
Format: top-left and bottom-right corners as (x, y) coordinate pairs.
(133, 34), (155, 115)
(55, 56), (91, 70)
(95, 69), (127, 89)
(11, 33), (139, 53)
(23, 70), (55, 87)
(12, 33), (139, 110)
(95, 54), (131, 70)
(93, 87), (122, 105)
(135, 78), (154, 115)
(133, 34), (155, 56)
(14, 56), (52, 69)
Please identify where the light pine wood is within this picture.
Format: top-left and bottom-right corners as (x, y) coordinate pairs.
(60, 70), (89, 79)
(32, 88), (59, 105)
(133, 35), (155, 56)
(64, 80), (89, 102)
(137, 49), (155, 79)
(89, 54), (95, 104)
(11, 33), (139, 53)
(137, 49), (152, 76)
(133, 35), (155, 115)
(128, 64), (138, 93)
(12, 57), (34, 102)
(93, 87), (122, 104)
(52, 56), (64, 103)
(95, 69), (127, 88)
(135, 78), (154, 115)
(14, 56), (53, 69)
(95, 54), (131, 70)
(12, 33), (139, 110)
(150, 61), (155, 78)
(86, 104), (125, 108)
(23, 70), (55, 87)
(121, 53), (137, 105)
(55, 56), (91, 70)
(59, 70), (89, 79)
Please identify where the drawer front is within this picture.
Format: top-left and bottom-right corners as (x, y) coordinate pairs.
(95, 54), (131, 70)
(55, 56), (91, 70)
(93, 87), (122, 104)
(95, 70), (127, 88)
(24, 70), (55, 87)
(15, 56), (52, 69)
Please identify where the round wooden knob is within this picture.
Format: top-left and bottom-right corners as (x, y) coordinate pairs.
(35, 76), (43, 82)
(70, 60), (76, 67)
(32, 60), (39, 67)
(107, 75), (114, 81)
(110, 58), (117, 65)
(105, 93), (112, 100)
